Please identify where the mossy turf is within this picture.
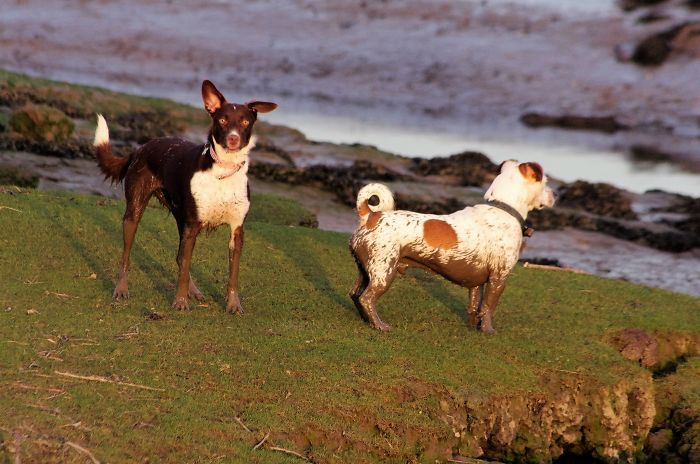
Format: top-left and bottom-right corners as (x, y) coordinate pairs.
(0, 188), (698, 463)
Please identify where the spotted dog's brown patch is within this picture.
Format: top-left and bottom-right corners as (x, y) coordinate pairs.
(366, 212), (382, 230)
(358, 200), (371, 217)
(423, 219), (458, 250)
(519, 162), (543, 182)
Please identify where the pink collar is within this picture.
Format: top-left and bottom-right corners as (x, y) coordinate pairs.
(208, 144), (246, 180)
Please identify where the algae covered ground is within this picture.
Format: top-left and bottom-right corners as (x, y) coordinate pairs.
(0, 187), (698, 463)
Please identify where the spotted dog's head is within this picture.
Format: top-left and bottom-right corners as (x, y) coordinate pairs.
(201, 80), (277, 153)
(487, 160), (556, 213)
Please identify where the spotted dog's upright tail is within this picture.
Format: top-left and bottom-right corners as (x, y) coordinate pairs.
(355, 183), (394, 226)
(93, 114), (131, 183)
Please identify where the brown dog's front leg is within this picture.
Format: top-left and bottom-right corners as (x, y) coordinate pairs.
(226, 225), (245, 315)
(173, 223), (201, 310)
(467, 285), (483, 329)
(479, 277), (507, 335)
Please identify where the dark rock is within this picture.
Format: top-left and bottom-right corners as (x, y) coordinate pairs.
(557, 181), (638, 220)
(410, 151), (497, 186)
(629, 145), (672, 163)
(631, 22), (700, 67)
(0, 131), (100, 159)
(520, 113), (627, 133)
(394, 194), (464, 215)
(112, 109), (184, 145)
(9, 104), (75, 142)
(618, 0), (669, 11)
(0, 167), (39, 188)
(528, 208), (699, 252)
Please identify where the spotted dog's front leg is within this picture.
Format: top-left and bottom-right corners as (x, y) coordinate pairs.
(478, 276), (507, 334)
(467, 285), (483, 329)
(226, 225), (245, 314)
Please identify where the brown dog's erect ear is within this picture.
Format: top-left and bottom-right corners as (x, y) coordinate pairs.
(246, 101), (278, 114)
(202, 80), (226, 114)
(518, 162), (544, 182)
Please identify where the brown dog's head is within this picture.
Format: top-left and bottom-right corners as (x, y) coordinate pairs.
(201, 80), (277, 152)
(486, 160), (555, 214)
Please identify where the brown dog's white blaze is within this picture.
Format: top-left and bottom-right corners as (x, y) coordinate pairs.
(422, 219), (458, 250)
(519, 162), (544, 182)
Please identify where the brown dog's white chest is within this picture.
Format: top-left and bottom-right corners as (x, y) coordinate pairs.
(190, 167), (249, 228)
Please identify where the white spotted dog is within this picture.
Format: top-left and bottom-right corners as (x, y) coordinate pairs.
(349, 160), (556, 333)
(93, 80), (277, 313)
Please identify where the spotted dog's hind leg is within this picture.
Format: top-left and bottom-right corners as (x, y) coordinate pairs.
(357, 251), (400, 332)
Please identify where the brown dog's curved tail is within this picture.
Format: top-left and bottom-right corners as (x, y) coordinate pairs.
(93, 114), (130, 182)
(355, 183), (395, 226)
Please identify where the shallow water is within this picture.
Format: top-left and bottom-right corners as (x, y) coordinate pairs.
(267, 109), (700, 197)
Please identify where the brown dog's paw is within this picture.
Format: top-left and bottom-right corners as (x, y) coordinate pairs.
(171, 297), (190, 311)
(480, 326), (497, 335)
(225, 294), (244, 315)
(113, 286), (129, 300)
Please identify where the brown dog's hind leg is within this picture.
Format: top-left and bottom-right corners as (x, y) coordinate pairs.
(479, 276), (507, 335)
(467, 285), (483, 329)
(225, 225), (245, 315)
(173, 222), (202, 310)
(114, 183), (152, 300)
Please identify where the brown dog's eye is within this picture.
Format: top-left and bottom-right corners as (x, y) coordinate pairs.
(241, 119), (250, 127)
(219, 118), (226, 125)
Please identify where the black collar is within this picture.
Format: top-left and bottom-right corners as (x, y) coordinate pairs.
(479, 199), (534, 237)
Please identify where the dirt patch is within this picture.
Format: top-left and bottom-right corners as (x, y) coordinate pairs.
(606, 328), (699, 375)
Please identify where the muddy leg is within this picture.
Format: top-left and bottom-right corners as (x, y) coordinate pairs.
(225, 225), (245, 315)
(349, 256), (369, 300)
(173, 222), (202, 310)
(479, 277), (507, 335)
(466, 285), (483, 329)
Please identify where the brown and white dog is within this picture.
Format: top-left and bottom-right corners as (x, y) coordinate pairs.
(93, 80), (277, 313)
(349, 160), (555, 333)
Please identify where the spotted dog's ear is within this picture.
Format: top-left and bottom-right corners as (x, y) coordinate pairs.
(246, 101), (278, 114)
(202, 80), (226, 114)
(518, 162), (544, 182)
(497, 159), (518, 174)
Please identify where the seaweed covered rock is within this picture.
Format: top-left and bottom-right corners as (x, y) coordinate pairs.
(557, 180), (638, 220)
(410, 151), (497, 186)
(632, 22), (700, 66)
(9, 104), (75, 143)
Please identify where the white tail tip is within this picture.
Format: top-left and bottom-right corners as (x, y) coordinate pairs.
(94, 114), (109, 146)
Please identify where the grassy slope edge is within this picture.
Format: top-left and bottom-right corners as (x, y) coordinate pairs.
(0, 188), (698, 463)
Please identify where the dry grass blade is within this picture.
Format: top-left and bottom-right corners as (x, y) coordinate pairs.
(234, 416), (253, 434)
(523, 262), (589, 274)
(268, 446), (310, 462)
(54, 370), (165, 391)
(0, 205), (22, 212)
(65, 441), (100, 464)
(253, 432), (270, 450)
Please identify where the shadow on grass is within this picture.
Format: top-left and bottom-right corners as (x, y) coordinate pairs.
(53, 198), (175, 303)
(404, 270), (469, 324)
(253, 226), (356, 314)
